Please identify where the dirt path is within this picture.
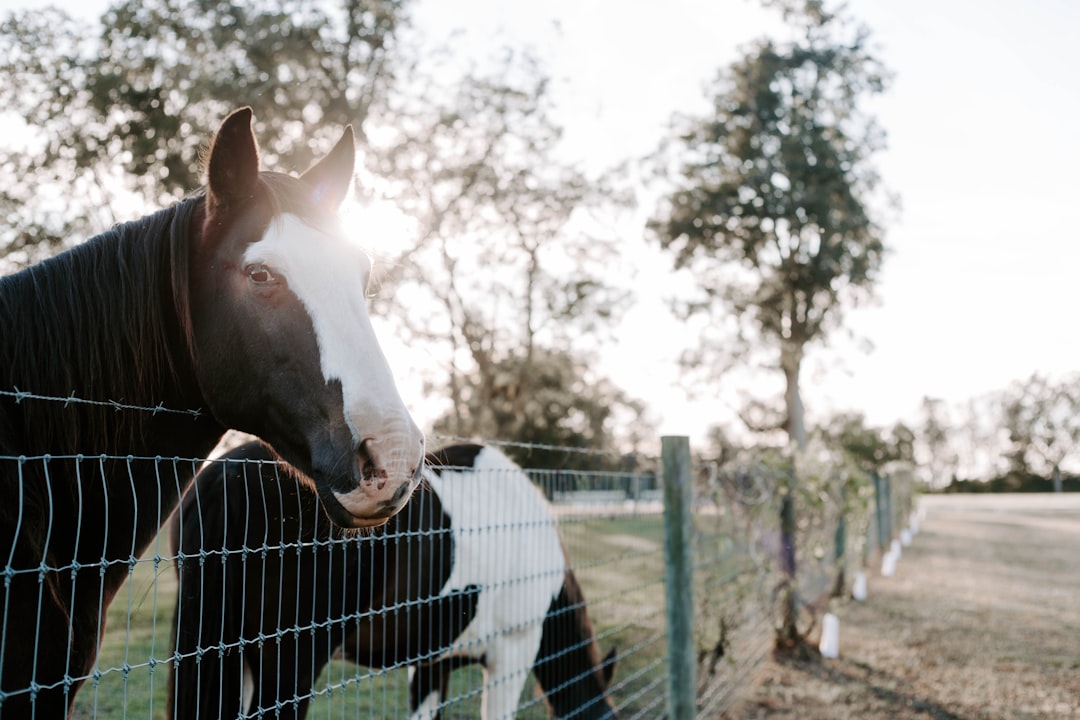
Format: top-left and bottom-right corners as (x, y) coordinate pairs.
(722, 494), (1080, 719)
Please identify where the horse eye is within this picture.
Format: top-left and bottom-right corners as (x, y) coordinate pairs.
(246, 264), (278, 285)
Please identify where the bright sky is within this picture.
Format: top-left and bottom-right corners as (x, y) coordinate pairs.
(11, 0), (1080, 445)
(410, 0), (1080, 442)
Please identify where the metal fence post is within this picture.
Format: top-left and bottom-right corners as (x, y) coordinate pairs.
(662, 436), (696, 720)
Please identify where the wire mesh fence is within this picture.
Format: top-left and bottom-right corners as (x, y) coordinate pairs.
(692, 462), (780, 718)
(0, 391), (915, 719)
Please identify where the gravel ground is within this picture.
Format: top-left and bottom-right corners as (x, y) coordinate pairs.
(722, 493), (1080, 719)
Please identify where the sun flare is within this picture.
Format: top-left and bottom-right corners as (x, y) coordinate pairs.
(338, 198), (417, 266)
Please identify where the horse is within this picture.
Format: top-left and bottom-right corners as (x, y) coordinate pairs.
(0, 108), (425, 717)
(168, 440), (619, 720)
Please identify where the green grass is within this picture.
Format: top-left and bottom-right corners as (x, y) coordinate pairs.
(71, 536), (178, 719)
(65, 516), (677, 718)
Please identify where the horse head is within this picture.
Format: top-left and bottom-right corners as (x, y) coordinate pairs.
(189, 108), (424, 529)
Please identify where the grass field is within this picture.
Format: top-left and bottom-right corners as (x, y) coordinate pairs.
(69, 512), (675, 719)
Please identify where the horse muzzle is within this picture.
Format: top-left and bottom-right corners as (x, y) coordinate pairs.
(320, 433), (425, 529)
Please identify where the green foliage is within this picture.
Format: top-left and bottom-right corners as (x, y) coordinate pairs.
(432, 346), (651, 470)
(920, 377), (1080, 487)
(816, 411), (911, 474)
(0, 2), (639, 457)
(942, 472), (1080, 494)
(648, 0), (891, 447)
(999, 372), (1080, 480)
(0, 0), (406, 266)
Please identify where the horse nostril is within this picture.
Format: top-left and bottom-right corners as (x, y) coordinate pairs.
(358, 440), (386, 485)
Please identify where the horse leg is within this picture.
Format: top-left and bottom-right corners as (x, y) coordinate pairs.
(241, 657), (255, 716)
(481, 630), (543, 720)
(408, 660), (452, 720)
(251, 649), (306, 720)
(0, 573), (94, 717)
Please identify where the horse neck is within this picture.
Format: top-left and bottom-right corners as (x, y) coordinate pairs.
(0, 197), (221, 458)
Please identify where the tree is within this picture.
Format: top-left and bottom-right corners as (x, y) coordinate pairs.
(917, 397), (958, 488)
(2, 2), (638, 459)
(955, 394), (1008, 482)
(365, 50), (634, 453)
(0, 0), (407, 267)
(430, 347), (652, 470)
(817, 411), (911, 477)
(647, 0), (891, 449)
(1002, 373), (1080, 492)
(1000, 387), (1035, 481)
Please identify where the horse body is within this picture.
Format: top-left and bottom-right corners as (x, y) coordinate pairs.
(0, 109), (422, 717)
(169, 442), (618, 720)
(400, 444), (567, 719)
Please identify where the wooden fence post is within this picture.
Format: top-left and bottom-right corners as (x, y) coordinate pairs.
(832, 506), (847, 597)
(662, 436), (696, 720)
(873, 471), (887, 551)
(882, 474), (893, 544)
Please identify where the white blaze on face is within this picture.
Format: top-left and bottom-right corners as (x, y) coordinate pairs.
(244, 213), (411, 445)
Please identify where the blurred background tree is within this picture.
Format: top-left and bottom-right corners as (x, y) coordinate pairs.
(917, 397), (958, 489)
(362, 49), (640, 468)
(0, 0), (647, 461)
(430, 347), (651, 470)
(0, 0), (406, 267)
(818, 411), (913, 475)
(647, 0), (891, 450)
(1000, 385), (1036, 482)
(1000, 373), (1080, 492)
(646, 0), (893, 645)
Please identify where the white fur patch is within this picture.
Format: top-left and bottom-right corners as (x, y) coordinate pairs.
(425, 447), (566, 715)
(242, 658), (254, 714)
(409, 690), (442, 720)
(244, 214), (411, 443)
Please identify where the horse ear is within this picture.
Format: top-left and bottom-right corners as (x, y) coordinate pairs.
(300, 126), (355, 210)
(206, 107), (260, 210)
(601, 646), (618, 687)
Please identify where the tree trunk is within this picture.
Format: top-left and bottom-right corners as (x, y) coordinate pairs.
(778, 342), (805, 647)
(781, 343), (807, 450)
(778, 479), (799, 646)
(1053, 464), (1063, 493)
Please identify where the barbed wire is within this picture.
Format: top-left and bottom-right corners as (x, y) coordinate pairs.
(0, 387), (203, 418)
(0, 452), (209, 463)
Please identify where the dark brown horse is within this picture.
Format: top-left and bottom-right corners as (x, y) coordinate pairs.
(169, 441), (619, 720)
(0, 109), (424, 717)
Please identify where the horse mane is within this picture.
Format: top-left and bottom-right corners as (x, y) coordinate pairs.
(0, 169), (330, 457)
(0, 196), (203, 455)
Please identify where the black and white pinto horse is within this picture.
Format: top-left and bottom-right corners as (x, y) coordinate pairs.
(0, 109), (424, 717)
(169, 441), (619, 720)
